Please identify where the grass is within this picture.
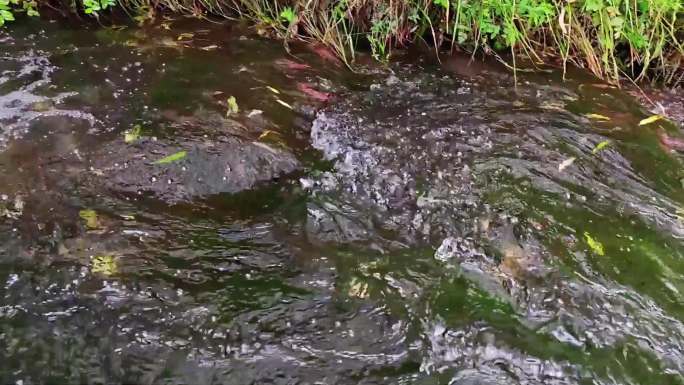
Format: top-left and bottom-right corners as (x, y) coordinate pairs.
(2, 0), (683, 86)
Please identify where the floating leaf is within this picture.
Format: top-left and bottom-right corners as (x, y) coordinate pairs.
(558, 157), (576, 172)
(592, 140), (611, 154)
(124, 124), (142, 143)
(275, 99), (293, 110)
(639, 114), (663, 126)
(266, 86), (280, 94)
(584, 232), (605, 255)
(258, 129), (280, 141)
(79, 209), (100, 229)
(153, 150), (187, 165)
(92, 255), (117, 276)
(226, 96), (239, 116)
(586, 113), (611, 121)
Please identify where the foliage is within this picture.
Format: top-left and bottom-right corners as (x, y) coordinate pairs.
(226, 0), (683, 85)
(1, 0), (683, 85)
(0, 0), (38, 26)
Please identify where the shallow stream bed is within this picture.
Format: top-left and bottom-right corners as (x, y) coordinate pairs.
(1, 18), (683, 385)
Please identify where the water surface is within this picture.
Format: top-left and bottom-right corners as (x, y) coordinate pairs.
(1, 17), (683, 385)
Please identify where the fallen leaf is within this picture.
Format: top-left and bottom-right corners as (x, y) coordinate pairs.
(590, 83), (617, 89)
(586, 113), (611, 121)
(266, 86), (280, 94)
(558, 157), (576, 172)
(276, 99), (293, 110)
(125, 124), (142, 143)
(153, 151), (187, 165)
(92, 255), (117, 276)
(348, 277), (369, 298)
(258, 129), (280, 141)
(296, 83), (330, 102)
(274, 58), (311, 71)
(247, 109), (263, 118)
(226, 96), (239, 116)
(177, 32), (194, 40)
(79, 209), (100, 229)
(200, 45), (218, 51)
(584, 232), (605, 255)
(639, 114), (664, 126)
(592, 140), (611, 154)
(310, 44), (341, 66)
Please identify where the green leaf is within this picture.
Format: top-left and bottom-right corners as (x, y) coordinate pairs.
(0, 9), (14, 20)
(153, 150), (187, 165)
(638, 114), (664, 126)
(434, 0), (449, 9)
(279, 7), (296, 24)
(226, 96), (239, 116)
(592, 140), (611, 154)
(79, 209), (100, 229)
(124, 124), (142, 143)
(584, 232), (605, 255)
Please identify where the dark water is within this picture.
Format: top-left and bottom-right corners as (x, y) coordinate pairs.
(1, 17), (683, 385)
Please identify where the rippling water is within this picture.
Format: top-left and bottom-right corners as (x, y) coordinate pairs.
(1, 17), (683, 385)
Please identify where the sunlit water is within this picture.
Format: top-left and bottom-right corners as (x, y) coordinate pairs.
(1, 18), (683, 385)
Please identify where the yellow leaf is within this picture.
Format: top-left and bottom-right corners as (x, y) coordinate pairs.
(79, 209), (100, 229)
(584, 232), (605, 256)
(638, 115), (663, 126)
(592, 140), (611, 154)
(92, 255), (117, 276)
(226, 96), (239, 116)
(276, 99), (293, 110)
(124, 124), (142, 143)
(266, 86), (280, 94)
(586, 113), (611, 121)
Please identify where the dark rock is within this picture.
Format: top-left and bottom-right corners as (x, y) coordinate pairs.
(87, 115), (300, 203)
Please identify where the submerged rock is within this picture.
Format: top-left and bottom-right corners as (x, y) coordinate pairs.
(86, 114), (300, 203)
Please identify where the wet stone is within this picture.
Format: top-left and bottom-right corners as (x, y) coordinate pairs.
(85, 115), (300, 203)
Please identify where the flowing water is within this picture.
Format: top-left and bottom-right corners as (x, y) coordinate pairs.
(1, 17), (683, 385)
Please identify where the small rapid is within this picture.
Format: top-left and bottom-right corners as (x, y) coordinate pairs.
(1, 18), (683, 385)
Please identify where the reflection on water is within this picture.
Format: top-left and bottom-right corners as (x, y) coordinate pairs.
(1, 17), (683, 385)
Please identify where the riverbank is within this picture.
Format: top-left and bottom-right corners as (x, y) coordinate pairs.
(1, 0), (683, 86)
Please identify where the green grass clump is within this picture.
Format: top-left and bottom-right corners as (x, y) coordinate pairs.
(2, 0), (683, 86)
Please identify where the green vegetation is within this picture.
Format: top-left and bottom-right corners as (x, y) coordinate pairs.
(2, 0), (683, 85)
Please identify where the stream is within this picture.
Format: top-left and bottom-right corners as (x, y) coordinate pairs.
(1, 17), (683, 385)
